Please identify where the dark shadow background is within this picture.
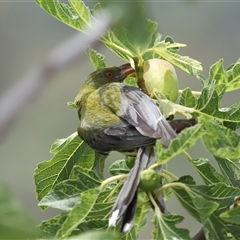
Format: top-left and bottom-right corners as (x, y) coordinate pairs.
(0, 1), (240, 239)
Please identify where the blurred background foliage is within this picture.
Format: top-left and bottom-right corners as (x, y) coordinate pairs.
(0, 1), (240, 238)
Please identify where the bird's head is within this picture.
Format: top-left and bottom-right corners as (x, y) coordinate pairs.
(75, 63), (135, 105)
(87, 63), (135, 87)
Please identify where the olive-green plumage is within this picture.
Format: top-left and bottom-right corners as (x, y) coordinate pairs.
(76, 82), (123, 141)
(75, 64), (177, 232)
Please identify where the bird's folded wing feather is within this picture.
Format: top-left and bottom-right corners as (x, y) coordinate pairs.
(101, 83), (177, 147)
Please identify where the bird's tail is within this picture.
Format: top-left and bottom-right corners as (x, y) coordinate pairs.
(108, 118), (197, 232)
(109, 146), (154, 232)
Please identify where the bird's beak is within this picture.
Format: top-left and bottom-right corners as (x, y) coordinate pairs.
(119, 63), (135, 80)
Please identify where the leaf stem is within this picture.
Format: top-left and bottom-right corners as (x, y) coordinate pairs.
(101, 37), (134, 58)
(159, 173), (171, 184)
(147, 192), (162, 216)
(149, 159), (175, 171)
(149, 162), (162, 171)
(194, 108), (240, 123)
(178, 89), (201, 97)
(182, 151), (193, 162)
(100, 174), (127, 190)
(154, 182), (191, 198)
(102, 181), (123, 203)
(162, 169), (178, 181)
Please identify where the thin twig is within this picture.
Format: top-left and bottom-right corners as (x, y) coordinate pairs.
(0, 11), (111, 140)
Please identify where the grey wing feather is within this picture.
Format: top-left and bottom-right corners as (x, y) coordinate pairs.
(121, 85), (177, 146)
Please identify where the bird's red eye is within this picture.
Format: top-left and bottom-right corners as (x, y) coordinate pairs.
(106, 71), (113, 78)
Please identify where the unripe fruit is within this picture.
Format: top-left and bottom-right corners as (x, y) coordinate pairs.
(143, 59), (179, 102)
(139, 169), (160, 192)
(125, 156), (135, 169)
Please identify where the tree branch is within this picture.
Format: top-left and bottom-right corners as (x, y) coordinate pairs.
(192, 228), (206, 240)
(0, 12), (111, 140)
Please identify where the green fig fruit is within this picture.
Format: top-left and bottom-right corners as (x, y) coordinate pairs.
(139, 169), (160, 192)
(125, 156), (135, 169)
(143, 59), (179, 102)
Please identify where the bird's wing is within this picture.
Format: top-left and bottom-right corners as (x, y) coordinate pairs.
(101, 83), (177, 147)
(86, 122), (156, 155)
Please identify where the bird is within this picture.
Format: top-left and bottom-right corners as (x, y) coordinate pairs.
(74, 63), (178, 232)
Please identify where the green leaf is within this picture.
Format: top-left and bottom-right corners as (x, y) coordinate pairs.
(195, 81), (226, 117)
(172, 177), (201, 222)
(191, 195), (224, 240)
(70, 165), (102, 183)
(0, 184), (37, 239)
(163, 35), (181, 54)
(226, 59), (240, 92)
(192, 158), (229, 185)
(50, 132), (77, 154)
(179, 87), (197, 108)
(97, 188), (117, 203)
(174, 181), (240, 240)
(192, 194), (219, 221)
(86, 48), (107, 70)
(39, 167), (102, 211)
(108, 159), (130, 176)
(220, 206), (240, 225)
(209, 59), (228, 85)
(195, 80), (240, 121)
(34, 132), (103, 205)
(155, 94), (194, 119)
(190, 193), (240, 240)
(177, 175), (196, 185)
(155, 124), (204, 165)
(134, 192), (151, 233)
(148, 44), (202, 75)
(56, 188), (101, 238)
(103, 18), (159, 61)
(77, 219), (109, 233)
(69, 230), (120, 240)
(39, 213), (68, 238)
(69, 0), (92, 27)
(196, 73), (208, 86)
(85, 202), (112, 221)
(120, 226), (136, 240)
(152, 213), (191, 240)
(173, 177), (240, 238)
(200, 118), (240, 159)
(35, 0), (92, 32)
(103, 1), (157, 54)
(203, 58), (240, 92)
(223, 119), (240, 131)
(124, 76), (138, 87)
(161, 165), (174, 200)
(36, 0), (201, 78)
(191, 184), (240, 210)
(215, 157), (240, 188)
(92, 152), (107, 179)
(103, 29), (134, 61)
(154, 141), (163, 163)
(67, 101), (78, 109)
(39, 185), (80, 211)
